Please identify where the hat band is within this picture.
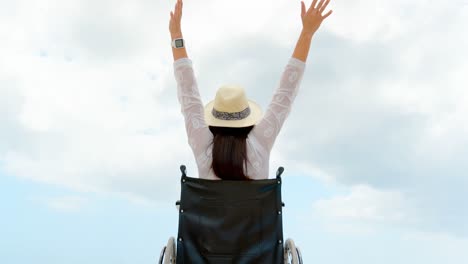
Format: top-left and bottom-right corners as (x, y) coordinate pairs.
(212, 107), (251, 121)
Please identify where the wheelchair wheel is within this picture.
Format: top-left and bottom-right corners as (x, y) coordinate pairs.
(296, 246), (304, 264)
(284, 238), (299, 264)
(158, 237), (176, 264)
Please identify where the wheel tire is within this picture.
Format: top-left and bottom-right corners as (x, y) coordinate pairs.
(284, 239), (299, 264)
(158, 246), (166, 264)
(296, 247), (303, 264)
(164, 237), (176, 264)
(158, 237), (176, 264)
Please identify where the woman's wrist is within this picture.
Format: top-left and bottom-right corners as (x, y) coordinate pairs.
(300, 29), (315, 40)
(292, 29), (314, 62)
(171, 30), (188, 61)
(171, 31), (183, 39)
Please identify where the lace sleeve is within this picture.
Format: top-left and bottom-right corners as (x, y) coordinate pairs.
(173, 58), (210, 153)
(253, 57), (306, 151)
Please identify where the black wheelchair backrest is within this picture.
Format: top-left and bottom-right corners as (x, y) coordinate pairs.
(175, 165), (285, 264)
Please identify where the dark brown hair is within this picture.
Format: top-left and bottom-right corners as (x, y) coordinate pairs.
(209, 125), (254, 180)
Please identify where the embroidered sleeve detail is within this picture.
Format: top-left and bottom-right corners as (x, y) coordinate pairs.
(173, 59), (210, 155)
(174, 57), (192, 68)
(253, 57), (306, 151)
(288, 57), (306, 70)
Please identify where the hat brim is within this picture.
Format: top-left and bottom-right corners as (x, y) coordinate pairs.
(204, 100), (263, 128)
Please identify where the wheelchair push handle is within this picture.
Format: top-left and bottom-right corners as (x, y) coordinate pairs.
(180, 165), (187, 177)
(276, 167), (284, 178)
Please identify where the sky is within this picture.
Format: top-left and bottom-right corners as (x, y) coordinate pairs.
(1, 0), (468, 263)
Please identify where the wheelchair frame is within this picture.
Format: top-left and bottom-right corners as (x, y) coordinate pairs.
(158, 165), (303, 264)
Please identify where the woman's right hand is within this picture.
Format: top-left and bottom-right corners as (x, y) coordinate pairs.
(169, 0), (183, 36)
(301, 0), (333, 35)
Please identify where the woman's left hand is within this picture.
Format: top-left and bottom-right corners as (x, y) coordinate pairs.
(301, 0), (333, 36)
(169, 0), (183, 36)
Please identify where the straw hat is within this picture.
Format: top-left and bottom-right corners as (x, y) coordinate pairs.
(204, 84), (263, 127)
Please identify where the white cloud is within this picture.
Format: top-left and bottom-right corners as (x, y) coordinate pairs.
(313, 185), (418, 234)
(39, 195), (89, 213)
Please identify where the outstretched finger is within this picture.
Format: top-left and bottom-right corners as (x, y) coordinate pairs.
(316, 0), (326, 11)
(310, 0), (318, 10)
(301, 1), (306, 17)
(322, 9), (333, 19)
(319, 0), (330, 14)
(172, 3), (177, 16)
(176, 1), (182, 17)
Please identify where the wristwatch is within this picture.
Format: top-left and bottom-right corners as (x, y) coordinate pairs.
(171, 38), (185, 49)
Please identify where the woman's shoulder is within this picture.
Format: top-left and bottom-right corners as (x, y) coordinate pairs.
(247, 129), (270, 154)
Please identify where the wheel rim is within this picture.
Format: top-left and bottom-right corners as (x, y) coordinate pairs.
(158, 246), (166, 264)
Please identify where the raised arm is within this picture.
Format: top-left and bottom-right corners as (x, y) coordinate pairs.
(169, 0), (188, 61)
(253, 0), (333, 151)
(169, 0), (212, 157)
(293, 0), (333, 62)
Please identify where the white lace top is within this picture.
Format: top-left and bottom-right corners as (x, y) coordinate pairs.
(174, 57), (306, 179)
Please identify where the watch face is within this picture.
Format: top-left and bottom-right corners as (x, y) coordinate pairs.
(175, 39), (184, 48)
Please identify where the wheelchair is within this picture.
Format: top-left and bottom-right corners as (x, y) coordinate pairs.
(158, 165), (304, 264)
